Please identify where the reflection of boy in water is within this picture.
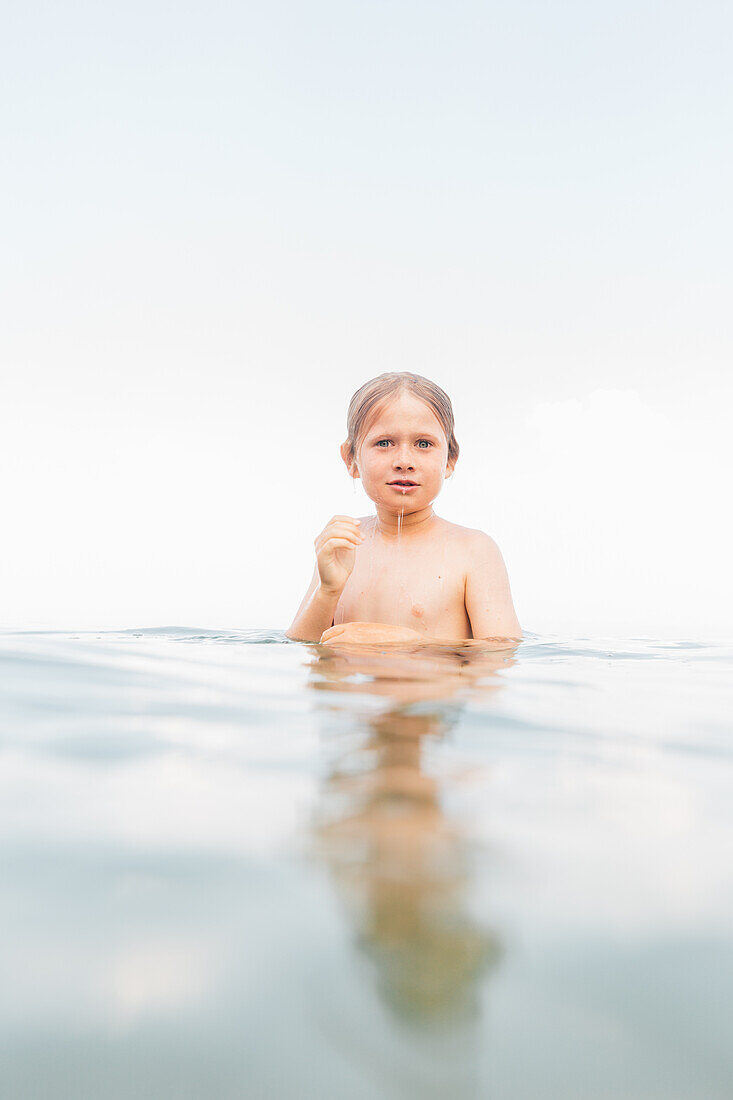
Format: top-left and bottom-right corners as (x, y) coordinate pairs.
(311, 643), (516, 1023)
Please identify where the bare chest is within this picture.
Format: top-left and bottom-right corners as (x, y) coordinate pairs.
(333, 532), (471, 640)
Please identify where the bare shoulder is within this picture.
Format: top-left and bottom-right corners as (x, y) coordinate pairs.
(436, 520), (500, 553)
(429, 520), (496, 579)
(432, 518), (477, 540)
(466, 526), (503, 552)
(460, 526), (509, 572)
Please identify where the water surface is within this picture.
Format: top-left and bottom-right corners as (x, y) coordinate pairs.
(1, 628), (731, 1099)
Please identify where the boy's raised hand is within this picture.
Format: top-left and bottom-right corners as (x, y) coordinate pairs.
(315, 515), (364, 593)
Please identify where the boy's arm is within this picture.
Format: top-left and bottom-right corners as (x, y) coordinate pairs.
(286, 563), (340, 642)
(464, 532), (522, 641)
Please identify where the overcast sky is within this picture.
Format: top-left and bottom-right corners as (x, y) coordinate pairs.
(2, 0), (731, 639)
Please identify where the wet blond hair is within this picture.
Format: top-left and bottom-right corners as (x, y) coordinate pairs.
(343, 372), (459, 472)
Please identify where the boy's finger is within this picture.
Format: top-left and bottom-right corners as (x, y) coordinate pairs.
(326, 521), (362, 536)
(320, 625), (344, 641)
(323, 539), (358, 551)
(327, 521), (362, 533)
(316, 528), (363, 546)
(318, 528), (364, 546)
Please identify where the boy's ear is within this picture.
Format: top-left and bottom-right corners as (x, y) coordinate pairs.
(340, 441), (359, 478)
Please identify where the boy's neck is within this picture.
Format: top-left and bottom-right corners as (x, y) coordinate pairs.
(373, 505), (437, 539)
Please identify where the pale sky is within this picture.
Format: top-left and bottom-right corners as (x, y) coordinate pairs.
(2, 1), (731, 638)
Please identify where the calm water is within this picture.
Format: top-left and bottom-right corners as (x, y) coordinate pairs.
(1, 628), (732, 1100)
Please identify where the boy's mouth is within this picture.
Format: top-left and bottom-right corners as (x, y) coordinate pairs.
(388, 480), (418, 489)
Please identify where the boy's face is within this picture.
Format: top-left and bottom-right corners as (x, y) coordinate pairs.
(344, 390), (455, 512)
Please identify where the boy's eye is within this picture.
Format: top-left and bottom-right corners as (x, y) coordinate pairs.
(375, 439), (433, 448)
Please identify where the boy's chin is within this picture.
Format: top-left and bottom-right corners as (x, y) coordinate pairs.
(369, 493), (438, 512)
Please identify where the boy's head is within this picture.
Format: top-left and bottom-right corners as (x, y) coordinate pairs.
(341, 373), (459, 509)
(342, 372), (459, 473)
